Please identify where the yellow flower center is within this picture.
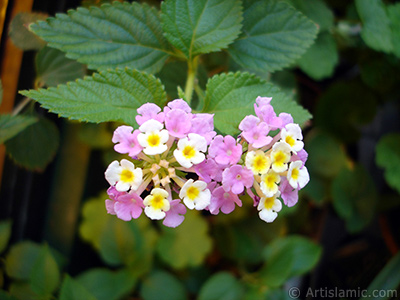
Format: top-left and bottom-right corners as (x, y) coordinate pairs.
(147, 133), (160, 147)
(254, 155), (269, 172)
(151, 194), (165, 210)
(264, 173), (277, 189)
(291, 168), (299, 180)
(120, 169), (134, 182)
(182, 145), (196, 158)
(264, 197), (275, 210)
(186, 186), (200, 200)
(273, 151), (287, 164)
(285, 135), (295, 147)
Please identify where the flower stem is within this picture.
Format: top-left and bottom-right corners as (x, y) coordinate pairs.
(184, 56), (199, 104)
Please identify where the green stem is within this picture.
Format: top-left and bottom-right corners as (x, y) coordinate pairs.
(184, 56), (199, 104)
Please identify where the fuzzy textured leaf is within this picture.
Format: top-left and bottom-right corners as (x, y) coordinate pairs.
(36, 47), (86, 87)
(0, 114), (37, 144)
(202, 72), (311, 135)
(356, 0), (393, 53)
(161, 0), (243, 59)
(21, 68), (167, 125)
(228, 0), (318, 73)
(30, 2), (172, 73)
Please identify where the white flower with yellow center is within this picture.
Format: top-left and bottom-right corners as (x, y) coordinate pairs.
(287, 160), (310, 189)
(179, 179), (211, 210)
(105, 159), (143, 192)
(270, 141), (291, 173)
(143, 188), (170, 220)
(245, 150), (271, 175)
(260, 170), (281, 197)
(258, 191), (282, 223)
(137, 119), (169, 155)
(280, 123), (304, 153)
(174, 133), (207, 168)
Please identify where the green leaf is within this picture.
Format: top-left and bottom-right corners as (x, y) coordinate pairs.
(161, 0), (243, 59)
(355, 0), (393, 53)
(360, 253), (400, 300)
(21, 68), (167, 125)
(0, 290), (18, 300)
(261, 236), (322, 288)
(140, 270), (187, 300)
(29, 245), (60, 297)
(35, 47), (86, 88)
(9, 282), (43, 300)
(9, 12), (47, 50)
(305, 131), (347, 179)
(0, 114), (37, 144)
(298, 32), (338, 80)
(228, 0), (318, 73)
(332, 165), (377, 233)
(5, 241), (41, 280)
(0, 220), (11, 254)
(283, 0), (334, 32)
(387, 3), (400, 58)
(202, 72), (311, 135)
(5, 117), (59, 171)
(30, 2), (172, 73)
(157, 211), (212, 269)
(77, 268), (136, 300)
(376, 133), (400, 194)
(59, 276), (97, 300)
(198, 272), (245, 300)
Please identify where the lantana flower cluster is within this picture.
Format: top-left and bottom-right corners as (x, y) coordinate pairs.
(104, 97), (309, 227)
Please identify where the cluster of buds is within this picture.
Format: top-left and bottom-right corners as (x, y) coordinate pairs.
(104, 97), (309, 227)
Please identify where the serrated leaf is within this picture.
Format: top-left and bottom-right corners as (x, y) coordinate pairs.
(30, 2), (172, 73)
(9, 12), (47, 50)
(356, 0), (393, 53)
(198, 272), (245, 300)
(376, 133), (400, 194)
(0, 220), (11, 254)
(5, 117), (59, 171)
(29, 245), (60, 297)
(228, 0), (318, 73)
(156, 211), (212, 269)
(298, 32), (338, 80)
(5, 241), (41, 280)
(21, 68), (167, 125)
(261, 236), (322, 288)
(59, 276), (97, 300)
(202, 72), (311, 135)
(36, 47), (86, 87)
(77, 268), (136, 300)
(140, 270), (187, 300)
(283, 0), (334, 32)
(332, 165), (377, 233)
(161, 0), (242, 59)
(0, 114), (37, 144)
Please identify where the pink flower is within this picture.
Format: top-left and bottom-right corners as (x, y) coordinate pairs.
(189, 113), (216, 144)
(165, 99), (191, 113)
(165, 108), (192, 138)
(209, 185), (242, 215)
(106, 187), (144, 221)
(112, 126), (143, 157)
(222, 165), (254, 194)
(279, 113), (293, 127)
(279, 178), (298, 207)
(208, 135), (242, 165)
(238, 115), (259, 132)
(136, 103), (165, 125)
(194, 158), (219, 183)
(241, 122), (272, 148)
(291, 149), (308, 166)
(163, 200), (187, 227)
(254, 97), (282, 130)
